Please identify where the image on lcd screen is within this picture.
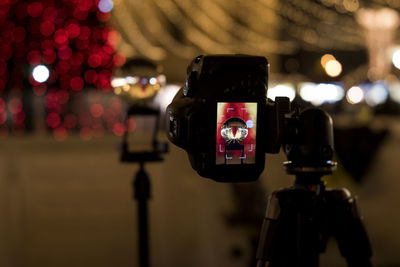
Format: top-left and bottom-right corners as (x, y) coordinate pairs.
(216, 102), (257, 165)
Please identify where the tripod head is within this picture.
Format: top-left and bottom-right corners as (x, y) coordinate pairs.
(282, 108), (337, 179)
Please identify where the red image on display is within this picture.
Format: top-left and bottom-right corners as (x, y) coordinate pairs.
(216, 102), (257, 165)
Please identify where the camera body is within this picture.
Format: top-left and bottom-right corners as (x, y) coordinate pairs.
(166, 55), (290, 182)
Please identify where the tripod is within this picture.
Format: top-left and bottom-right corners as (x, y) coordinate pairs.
(255, 109), (373, 267)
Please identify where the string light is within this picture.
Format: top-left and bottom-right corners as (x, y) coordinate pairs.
(112, 0), (400, 58)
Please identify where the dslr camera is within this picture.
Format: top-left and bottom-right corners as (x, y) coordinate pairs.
(166, 55), (293, 182)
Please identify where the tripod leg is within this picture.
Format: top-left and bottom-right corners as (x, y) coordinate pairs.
(256, 193), (280, 267)
(256, 187), (322, 267)
(331, 190), (372, 267)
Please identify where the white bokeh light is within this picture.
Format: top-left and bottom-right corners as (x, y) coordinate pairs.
(299, 83), (344, 106)
(299, 83), (316, 102)
(325, 59), (342, 77)
(365, 83), (388, 106)
(346, 86), (364, 104)
(267, 84), (296, 101)
(32, 65), (50, 83)
(392, 49), (400, 69)
(98, 0), (114, 13)
(149, 77), (157, 85)
(111, 77), (127, 88)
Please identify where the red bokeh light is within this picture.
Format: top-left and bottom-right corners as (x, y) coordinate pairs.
(77, 0), (94, 11)
(40, 21), (55, 36)
(64, 113), (77, 128)
(100, 53), (111, 67)
(97, 70), (111, 88)
(70, 76), (84, 91)
(46, 112), (61, 128)
(88, 54), (102, 68)
(113, 54), (126, 67)
(66, 23), (80, 38)
(90, 103), (104, 118)
(103, 44), (114, 55)
(42, 7), (57, 21)
(107, 30), (120, 48)
(84, 69), (98, 84)
(8, 98), (23, 114)
(54, 29), (68, 45)
(113, 123), (125, 136)
(27, 2), (43, 18)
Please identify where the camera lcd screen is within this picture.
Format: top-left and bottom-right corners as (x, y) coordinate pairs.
(216, 102), (257, 165)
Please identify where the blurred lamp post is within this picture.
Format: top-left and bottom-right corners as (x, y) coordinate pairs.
(356, 8), (399, 81)
(111, 58), (168, 267)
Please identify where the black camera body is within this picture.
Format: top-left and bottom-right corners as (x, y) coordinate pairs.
(166, 55), (290, 182)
